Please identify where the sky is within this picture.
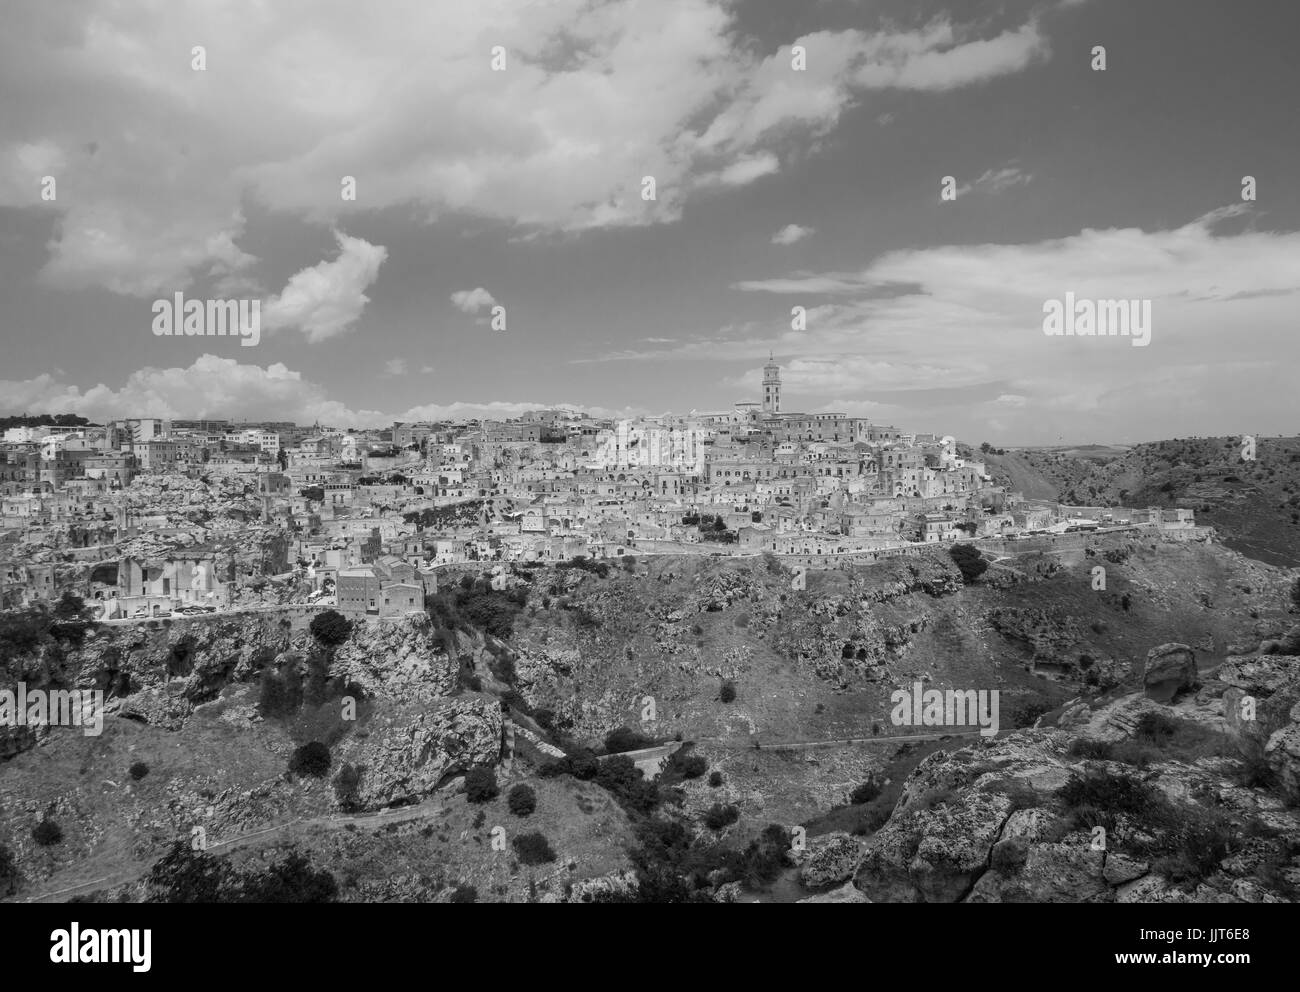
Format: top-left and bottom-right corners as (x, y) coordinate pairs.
(1, 0), (1298, 444)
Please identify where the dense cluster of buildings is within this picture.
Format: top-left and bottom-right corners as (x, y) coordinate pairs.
(0, 359), (1196, 620)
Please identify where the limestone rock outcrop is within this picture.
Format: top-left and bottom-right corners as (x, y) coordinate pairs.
(337, 697), (503, 810)
(1143, 643), (1197, 703)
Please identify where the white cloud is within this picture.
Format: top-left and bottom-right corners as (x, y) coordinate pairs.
(0, 355), (390, 427)
(852, 19), (1049, 92)
(261, 231), (387, 343)
(450, 287), (497, 314)
(0, 3), (1053, 295)
(382, 358), (408, 376)
(971, 165), (1033, 194)
(771, 224), (814, 246)
(396, 400), (641, 422)
(612, 206), (1300, 440)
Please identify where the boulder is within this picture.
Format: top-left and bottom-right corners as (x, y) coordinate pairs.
(1143, 643), (1197, 703)
(800, 832), (866, 888)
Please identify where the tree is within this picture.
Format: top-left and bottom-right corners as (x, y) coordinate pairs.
(511, 831), (556, 865)
(52, 590), (92, 622)
(145, 842), (235, 903)
(289, 741), (331, 777)
(465, 764), (498, 803)
(719, 681), (737, 704)
(507, 784), (537, 817)
(300, 486), (325, 503)
(949, 543), (988, 584)
(704, 803), (740, 831)
(850, 778), (881, 804)
(237, 850), (338, 902)
(675, 754), (707, 779)
(129, 761), (150, 781)
(310, 609), (352, 646)
(32, 818), (63, 846)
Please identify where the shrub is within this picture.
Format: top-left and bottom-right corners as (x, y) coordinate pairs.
(704, 803), (740, 831)
(465, 765), (499, 803)
(128, 761), (150, 781)
(677, 754), (708, 779)
(719, 681), (736, 704)
(1058, 769), (1153, 829)
(145, 842), (235, 902)
(289, 741), (331, 777)
(1008, 694), (1053, 729)
(309, 609), (352, 646)
(1068, 739), (1114, 760)
(850, 779), (881, 805)
(949, 543), (988, 583)
(708, 771), (724, 788)
(537, 758), (568, 779)
(52, 590), (93, 621)
(512, 831), (556, 865)
(1135, 711), (1178, 745)
(571, 752), (599, 780)
(238, 850), (338, 902)
(604, 726), (652, 754)
(450, 884), (477, 903)
(852, 805), (892, 836)
(508, 784), (537, 817)
(32, 818), (64, 847)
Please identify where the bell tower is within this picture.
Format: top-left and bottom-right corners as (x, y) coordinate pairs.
(762, 353), (781, 415)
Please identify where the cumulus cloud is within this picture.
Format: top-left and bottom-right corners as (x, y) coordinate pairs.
(771, 224), (814, 246)
(397, 400), (641, 422)
(0, 357), (639, 428)
(261, 231), (387, 343)
(0, 355), (390, 427)
(450, 287), (497, 314)
(602, 206), (1300, 440)
(0, 2), (1053, 295)
(382, 358), (407, 376)
(852, 19), (1049, 92)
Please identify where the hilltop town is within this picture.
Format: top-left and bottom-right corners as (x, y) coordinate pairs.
(7, 363), (1300, 908)
(0, 358), (1202, 620)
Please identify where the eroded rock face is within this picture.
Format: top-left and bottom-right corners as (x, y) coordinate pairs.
(338, 697), (503, 810)
(800, 832), (866, 889)
(851, 707), (1300, 903)
(566, 870), (638, 903)
(1143, 643), (1197, 703)
(332, 614), (455, 703)
(115, 679), (193, 730)
(1220, 653), (1300, 804)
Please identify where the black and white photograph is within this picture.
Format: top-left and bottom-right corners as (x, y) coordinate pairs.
(0, 0), (1296, 970)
